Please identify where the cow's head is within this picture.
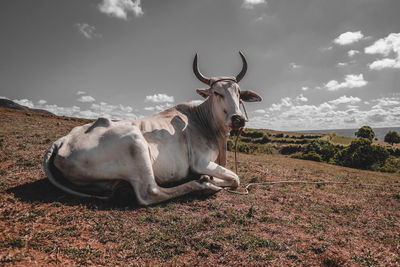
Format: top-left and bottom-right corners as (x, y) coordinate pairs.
(193, 52), (262, 131)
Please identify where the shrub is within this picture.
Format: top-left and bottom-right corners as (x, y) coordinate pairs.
(253, 135), (270, 144)
(242, 130), (264, 139)
(333, 138), (389, 169)
(292, 152), (322, 162)
(275, 133), (284, 138)
(372, 156), (400, 173)
(227, 139), (234, 151)
(295, 140), (309, 144)
(305, 140), (337, 162)
(355, 126), (375, 141)
(240, 137), (252, 143)
(387, 148), (400, 157)
(237, 143), (250, 153)
(384, 131), (400, 145)
(280, 145), (303, 155)
(256, 145), (277, 154)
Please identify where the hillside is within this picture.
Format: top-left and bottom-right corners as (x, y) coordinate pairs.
(0, 107), (399, 266)
(0, 99), (54, 115)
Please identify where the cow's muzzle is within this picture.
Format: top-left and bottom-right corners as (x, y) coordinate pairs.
(231, 115), (246, 129)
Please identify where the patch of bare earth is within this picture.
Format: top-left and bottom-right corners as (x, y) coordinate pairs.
(1, 108), (399, 266)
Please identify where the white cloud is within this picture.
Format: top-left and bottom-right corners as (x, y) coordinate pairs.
(99, 0), (143, 20)
(248, 95), (400, 131)
(289, 62), (302, 69)
(371, 97), (400, 109)
(144, 103), (173, 112)
(76, 23), (101, 39)
(368, 58), (399, 70)
(44, 105), (82, 117)
(37, 99), (47, 105)
(77, 95), (96, 103)
(13, 99), (34, 108)
(301, 86), (309, 91)
(296, 94), (308, 102)
(324, 74), (367, 91)
(348, 50), (360, 57)
(365, 33), (400, 56)
(268, 94), (308, 112)
(365, 33), (400, 70)
(254, 14), (266, 22)
(254, 109), (266, 114)
(90, 102), (137, 120)
(76, 91), (87, 95)
(12, 97), (138, 120)
(328, 95), (361, 105)
(242, 0), (267, 9)
(0, 96), (10, 100)
(269, 97), (293, 112)
(320, 46), (333, 52)
(145, 93), (174, 103)
(334, 31), (364, 45)
(189, 100), (203, 106)
(337, 62), (348, 67)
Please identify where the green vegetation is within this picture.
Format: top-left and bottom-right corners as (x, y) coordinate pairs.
(229, 126), (399, 174)
(384, 131), (400, 145)
(334, 138), (389, 170)
(355, 126), (375, 141)
(330, 135), (355, 146)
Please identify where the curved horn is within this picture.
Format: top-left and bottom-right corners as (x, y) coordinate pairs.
(193, 53), (211, 85)
(236, 51), (247, 83)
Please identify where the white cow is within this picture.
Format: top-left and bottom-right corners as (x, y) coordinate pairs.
(43, 52), (262, 206)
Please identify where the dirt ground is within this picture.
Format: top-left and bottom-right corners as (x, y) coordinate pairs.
(1, 108), (399, 266)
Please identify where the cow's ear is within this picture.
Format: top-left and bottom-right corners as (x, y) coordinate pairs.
(240, 90), (262, 102)
(196, 88), (211, 98)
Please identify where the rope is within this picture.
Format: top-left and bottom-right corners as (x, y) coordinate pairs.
(234, 127), (243, 174)
(233, 100), (248, 174)
(224, 180), (400, 195)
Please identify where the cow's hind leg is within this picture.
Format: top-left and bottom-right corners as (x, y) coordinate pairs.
(125, 137), (221, 206)
(130, 177), (222, 206)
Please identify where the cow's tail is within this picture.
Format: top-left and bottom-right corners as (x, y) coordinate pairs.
(43, 138), (112, 200)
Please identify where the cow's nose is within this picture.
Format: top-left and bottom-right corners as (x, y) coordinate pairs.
(231, 115), (246, 129)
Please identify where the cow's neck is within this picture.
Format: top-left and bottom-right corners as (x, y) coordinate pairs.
(194, 99), (229, 166)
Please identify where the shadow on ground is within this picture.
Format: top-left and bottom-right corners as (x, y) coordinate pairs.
(6, 178), (216, 210)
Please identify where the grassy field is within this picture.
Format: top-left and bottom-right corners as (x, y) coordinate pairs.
(1, 108), (400, 266)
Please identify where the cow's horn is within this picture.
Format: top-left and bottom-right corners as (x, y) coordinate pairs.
(193, 54), (211, 85)
(236, 51), (247, 83)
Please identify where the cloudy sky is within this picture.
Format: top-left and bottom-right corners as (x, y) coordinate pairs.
(1, 0), (399, 130)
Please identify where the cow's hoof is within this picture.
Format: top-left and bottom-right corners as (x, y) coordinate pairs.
(199, 175), (213, 183)
(200, 182), (222, 196)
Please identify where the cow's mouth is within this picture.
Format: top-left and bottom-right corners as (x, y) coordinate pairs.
(231, 115), (246, 129)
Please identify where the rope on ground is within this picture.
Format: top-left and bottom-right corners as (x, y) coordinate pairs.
(224, 180), (400, 195)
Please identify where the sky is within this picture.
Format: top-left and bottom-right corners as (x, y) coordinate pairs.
(0, 0), (399, 131)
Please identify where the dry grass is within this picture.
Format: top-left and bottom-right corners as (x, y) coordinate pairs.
(1, 108), (400, 266)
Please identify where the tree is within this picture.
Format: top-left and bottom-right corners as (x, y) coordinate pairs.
(384, 131), (400, 145)
(355, 126), (375, 141)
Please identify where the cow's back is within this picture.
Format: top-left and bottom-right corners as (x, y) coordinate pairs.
(54, 118), (143, 184)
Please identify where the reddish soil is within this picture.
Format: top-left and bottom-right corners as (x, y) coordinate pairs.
(1, 108), (399, 266)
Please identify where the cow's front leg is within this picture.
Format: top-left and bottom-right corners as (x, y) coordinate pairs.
(195, 161), (240, 188)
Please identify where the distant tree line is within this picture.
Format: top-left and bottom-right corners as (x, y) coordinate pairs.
(290, 126), (400, 173)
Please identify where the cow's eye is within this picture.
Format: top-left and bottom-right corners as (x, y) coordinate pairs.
(214, 92), (223, 98)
